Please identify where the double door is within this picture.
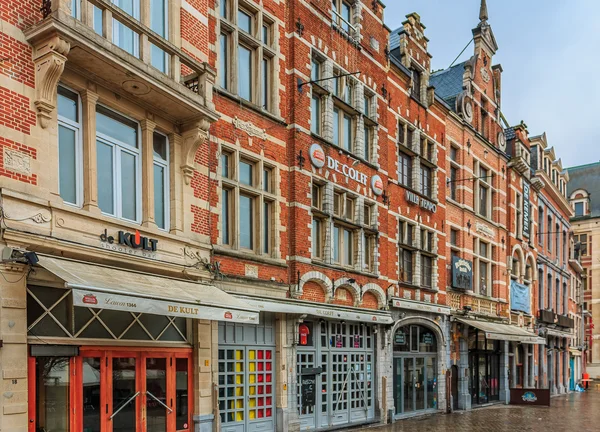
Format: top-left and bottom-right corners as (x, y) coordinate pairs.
(469, 352), (500, 405)
(393, 356), (437, 416)
(29, 347), (192, 432)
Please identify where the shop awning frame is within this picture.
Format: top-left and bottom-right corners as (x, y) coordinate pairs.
(456, 317), (546, 344)
(37, 255), (259, 324)
(237, 295), (394, 325)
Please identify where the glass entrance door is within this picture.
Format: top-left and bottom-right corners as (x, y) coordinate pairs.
(29, 347), (192, 432)
(393, 356), (437, 416)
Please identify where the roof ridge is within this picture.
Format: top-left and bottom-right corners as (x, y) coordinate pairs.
(567, 161), (600, 170)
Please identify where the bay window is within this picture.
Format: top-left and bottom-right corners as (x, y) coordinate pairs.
(57, 86), (82, 206)
(96, 106), (141, 222)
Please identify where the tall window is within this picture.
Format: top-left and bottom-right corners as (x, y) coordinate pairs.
(555, 223), (560, 257)
(547, 273), (552, 310)
(219, 2), (276, 112)
(575, 234), (588, 256)
(538, 269), (544, 309)
(152, 132), (169, 229)
(574, 202), (584, 217)
(411, 68), (421, 100)
(398, 220), (414, 284)
(311, 95), (321, 135)
(96, 106), (140, 222)
(477, 165), (492, 219)
(113, 0), (140, 56)
(474, 239), (491, 296)
(449, 146), (459, 202)
(220, 149), (277, 255)
(398, 122), (414, 150)
(538, 206), (544, 246)
(150, 0), (169, 73)
(420, 165), (432, 198)
(311, 183), (325, 259)
(547, 215), (552, 251)
(57, 86), (81, 206)
(333, 225), (354, 266)
(420, 230), (434, 288)
(398, 152), (412, 187)
(331, 0), (354, 34)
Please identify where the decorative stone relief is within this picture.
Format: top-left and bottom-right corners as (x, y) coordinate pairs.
(245, 264), (259, 278)
(480, 67), (491, 83)
(3, 148), (31, 175)
(181, 119), (210, 184)
(233, 117), (267, 140)
(476, 222), (495, 238)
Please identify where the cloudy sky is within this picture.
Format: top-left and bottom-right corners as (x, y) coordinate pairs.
(383, 0), (600, 168)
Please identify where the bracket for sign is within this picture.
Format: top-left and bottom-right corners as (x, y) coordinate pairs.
(297, 71), (361, 93)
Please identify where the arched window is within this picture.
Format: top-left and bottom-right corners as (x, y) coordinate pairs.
(393, 325), (437, 353)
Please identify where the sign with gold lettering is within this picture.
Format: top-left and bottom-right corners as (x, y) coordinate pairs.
(72, 289), (258, 323)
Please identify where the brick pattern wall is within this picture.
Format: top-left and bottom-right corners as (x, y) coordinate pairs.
(361, 292), (379, 310)
(331, 287), (354, 307)
(300, 282), (327, 303)
(0, 32), (34, 88)
(0, 86), (36, 134)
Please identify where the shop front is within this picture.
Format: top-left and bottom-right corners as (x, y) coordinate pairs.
(240, 296), (393, 431)
(26, 255), (258, 432)
(454, 317), (545, 408)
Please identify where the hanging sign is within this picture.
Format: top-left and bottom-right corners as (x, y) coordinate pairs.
(523, 183), (531, 238)
(452, 256), (473, 290)
(371, 175), (384, 196)
(309, 143), (326, 168)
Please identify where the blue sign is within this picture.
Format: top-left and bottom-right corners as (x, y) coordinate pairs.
(510, 280), (531, 314)
(451, 256), (473, 290)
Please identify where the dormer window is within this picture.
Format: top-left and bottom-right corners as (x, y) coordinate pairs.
(574, 202), (584, 217)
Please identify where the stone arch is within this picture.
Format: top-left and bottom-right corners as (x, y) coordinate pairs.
(361, 283), (387, 310)
(298, 271), (333, 301)
(510, 245), (525, 280)
(333, 277), (361, 306)
(390, 316), (447, 348)
(525, 252), (536, 282)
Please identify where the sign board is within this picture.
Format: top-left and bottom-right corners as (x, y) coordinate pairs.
(452, 256), (473, 290)
(301, 375), (317, 407)
(72, 289), (259, 324)
(391, 298), (451, 315)
(405, 190), (437, 213)
(394, 331), (406, 345)
(523, 183), (531, 238)
(423, 333), (434, 345)
(510, 388), (550, 406)
(510, 280), (531, 315)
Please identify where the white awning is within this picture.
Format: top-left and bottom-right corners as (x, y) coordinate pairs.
(37, 256), (258, 324)
(542, 327), (574, 339)
(456, 317), (546, 344)
(238, 296), (394, 324)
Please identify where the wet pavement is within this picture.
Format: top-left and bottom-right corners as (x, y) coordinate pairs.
(359, 390), (600, 432)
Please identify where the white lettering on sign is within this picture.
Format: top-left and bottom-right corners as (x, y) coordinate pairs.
(405, 190), (437, 213)
(327, 156), (368, 186)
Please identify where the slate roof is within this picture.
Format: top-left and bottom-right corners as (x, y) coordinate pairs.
(504, 127), (516, 141)
(389, 27), (405, 51)
(429, 62), (466, 110)
(567, 162), (600, 219)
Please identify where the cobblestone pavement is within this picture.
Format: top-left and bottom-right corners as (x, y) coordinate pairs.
(357, 391), (600, 432)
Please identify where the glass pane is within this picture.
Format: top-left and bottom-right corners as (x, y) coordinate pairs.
(238, 45), (252, 101)
(238, 10), (252, 33)
(82, 358), (101, 432)
(333, 108), (340, 145)
(263, 201), (270, 254)
(333, 226), (340, 262)
(220, 34), (228, 89)
(79, 317), (113, 339)
(153, 133), (167, 160)
(239, 160), (253, 185)
(311, 95), (320, 134)
(114, 0), (139, 17)
(36, 357), (70, 432)
(93, 5), (103, 35)
(100, 309), (134, 337)
(150, 0), (166, 35)
(343, 114), (351, 151)
(58, 87), (78, 121)
(415, 357), (425, 410)
(222, 189), (230, 244)
(221, 153), (229, 178)
(96, 107), (138, 148)
(59, 125), (77, 204)
(113, 19), (139, 57)
(176, 358), (189, 430)
(403, 358), (414, 413)
(146, 358), (167, 432)
(151, 44), (168, 73)
(139, 314), (170, 339)
(262, 58), (269, 110)
(154, 164), (166, 229)
(240, 194), (253, 249)
(31, 314), (69, 337)
(262, 25), (269, 44)
(121, 151), (137, 220)
(113, 357), (137, 432)
(122, 320), (152, 340)
(343, 229), (351, 265)
(220, 0), (226, 17)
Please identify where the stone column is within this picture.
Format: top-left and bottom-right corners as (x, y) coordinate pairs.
(499, 341), (509, 404)
(523, 344), (529, 388)
(193, 320), (217, 432)
(0, 263), (28, 431)
(283, 316), (301, 432)
(140, 119), (157, 228)
(509, 342), (517, 389)
(168, 133), (184, 235)
(81, 88), (101, 213)
(457, 326), (471, 410)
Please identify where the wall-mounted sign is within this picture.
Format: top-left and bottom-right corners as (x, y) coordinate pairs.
(371, 175), (384, 196)
(308, 143), (369, 186)
(452, 256), (473, 290)
(476, 222), (495, 238)
(405, 190), (437, 213)
(523, 183), (531, 238)
(510, 280), (531, 315)
(309, 143), (326, 168)
(301, 375), (317, 407)
(394, 331), (406, 345)
(100, 229), (158, 251)
(423, 333), (434, 345)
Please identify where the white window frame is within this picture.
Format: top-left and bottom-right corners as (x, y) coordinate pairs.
(57, 84), (83, 208)
(112, 0), (141, 57)
(474, 161), (493, 220)
(474, 238), (491, 296)
(96, 105), (142, 223)
(152, 131), (170, 230)
(149, 0), (170, 74)
(331, 0), (356, 35)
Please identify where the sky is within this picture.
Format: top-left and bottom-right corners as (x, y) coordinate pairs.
(382, 0), (600, 168)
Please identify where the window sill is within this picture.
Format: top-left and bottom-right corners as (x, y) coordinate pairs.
(309, 132), (379, 170)
(215, 88), (286, 126)
(213, 245), (287, 268)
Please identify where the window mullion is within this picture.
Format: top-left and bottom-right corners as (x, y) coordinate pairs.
(115, 145), (122, 218)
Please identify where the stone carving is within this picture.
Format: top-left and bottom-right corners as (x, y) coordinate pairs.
(245, 264), (259, 278)
(233, 117), (267, 140)
(31, 35), (71, 128)
(3, 148), (31, 175)
(480, 67), (491, 83)
(181, 119), (211, 184)
(476, 222), (495, 238)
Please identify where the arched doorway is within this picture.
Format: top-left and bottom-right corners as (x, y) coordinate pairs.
(392, 324), (438, 417)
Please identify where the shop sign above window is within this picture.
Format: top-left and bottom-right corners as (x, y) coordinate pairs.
(100, 228), (159, 252)
(405, 190), (437, 213)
